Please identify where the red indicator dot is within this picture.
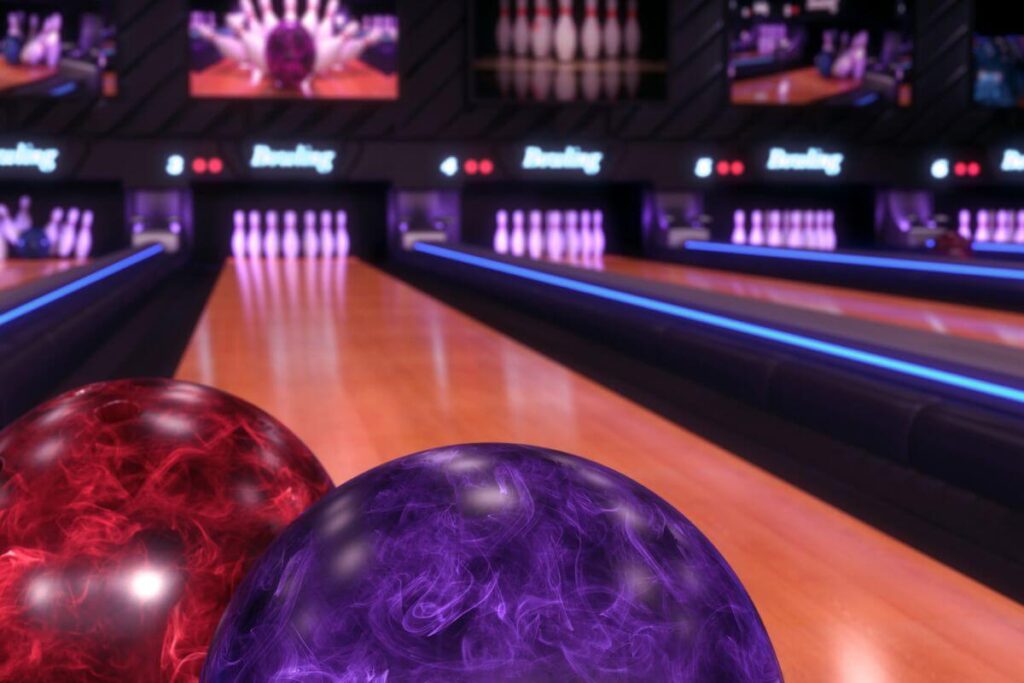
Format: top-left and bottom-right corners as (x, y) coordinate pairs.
(208, 158), (224, 174)
(716, 160), (732, 176)
(730, 160), (745, 176)
(480, 159), (494, 176)
(192, 158), (208, 174)
(464, 159), (479, 175)
(953, 162), (966, 177)
(967, 161), (981, 177)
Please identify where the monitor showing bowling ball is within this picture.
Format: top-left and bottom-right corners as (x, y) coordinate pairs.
(973, 1), (1024, 108)
(728, 0), (914, 107)
(0, 0), (117, 99)
(468, 0), (669, 103)
(188, 0), (399, 100)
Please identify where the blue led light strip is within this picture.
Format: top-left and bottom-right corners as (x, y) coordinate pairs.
(414, 244), (1024, 406)
(0, 245), (165, 329)
(684, 241), (1024, 281)
(972, 243), (1024, 255)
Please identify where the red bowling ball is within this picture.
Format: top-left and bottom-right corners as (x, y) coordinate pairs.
(0, 379), (333, 683)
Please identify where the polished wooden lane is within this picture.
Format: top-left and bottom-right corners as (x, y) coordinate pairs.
(573, 255), (1024, 349)
(0, 259), (81, 292)
(176, 259), (1024, 683)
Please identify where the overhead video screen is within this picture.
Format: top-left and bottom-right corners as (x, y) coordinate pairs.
(728, 0), (913, 107)
(0, 0), (117, 98)
(973, 2), (1024, 108)
(470, 0), (668, 103)
(189, 0), (398, 100)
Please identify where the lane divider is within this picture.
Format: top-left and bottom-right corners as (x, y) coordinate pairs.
(414, 243), (1024, 407)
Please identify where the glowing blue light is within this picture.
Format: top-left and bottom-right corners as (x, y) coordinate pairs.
(694, 157), (714, 179)
(0, 246), (165, 329)
(440, 156), (459, 178)
(413, 244), (1024, 406)
(930, 158), (950, 180)
(166, 154), (186, 177)
(685, 241), (1024, 281)
(973, 243), (1024, 255)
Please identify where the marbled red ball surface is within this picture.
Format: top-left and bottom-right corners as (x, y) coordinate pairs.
(0, 379), (333, 682)
(265, 22), (316, 90)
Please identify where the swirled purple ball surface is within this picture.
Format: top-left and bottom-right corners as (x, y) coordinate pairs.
(203, 444), (782, 682)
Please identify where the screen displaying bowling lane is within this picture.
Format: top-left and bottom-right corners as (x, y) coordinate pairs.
(576, 255), (1024, 350)
(0, 259), (80, 292)
(176, 258), (1024, 683)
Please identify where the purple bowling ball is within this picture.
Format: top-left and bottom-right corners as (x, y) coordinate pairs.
(203, 444), (782, 682)
(265, 22), (315, 90)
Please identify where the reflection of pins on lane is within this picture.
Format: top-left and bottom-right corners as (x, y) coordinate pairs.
(511, 210), (527, 257)
(546, 210), (565, 260)
(514, 59), (531, 100)
(320, 210), (335, 258)
(604, 0), (622, 59)
(532, 0), (553, 60)
(513, 0), (530, 58)
(730, 209), (747, 245)
(581, 0), (601, 60)
(283, 210), (301, 259)
(302, 210), (320, 257)
(528, 210), (545, 259)
(335, 210), (351, 257)
(494, 209), (510, 254)
(264, 210), (281, 259)
(554, 0), (578, 63)
(74, 210), (94, 259)
(603, 60), (621, 99)
(531, 61), (554, 100)
(247, 210), (263, 258)
(582, 63), (601, 100)
(555, 64), (576, 100)
(496, 0), (513, 56)
(232, 210), (247, 258)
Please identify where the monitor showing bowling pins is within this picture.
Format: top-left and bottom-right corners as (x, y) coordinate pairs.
(188, 0), (399, 100)
(973, 2), (1024, 108)
(0, 0), (117, 99)
(728, 0), (914, 107)
(469, 0), (669, 103)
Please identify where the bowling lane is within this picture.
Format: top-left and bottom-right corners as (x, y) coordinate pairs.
(176, 259), (1024, 683)
(582, 255), (1024, 349)
(0, 259), (81, 292)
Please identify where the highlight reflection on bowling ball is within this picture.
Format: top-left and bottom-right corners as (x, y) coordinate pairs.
(203, 444), (782, 682)
(0, 379), (333, 683)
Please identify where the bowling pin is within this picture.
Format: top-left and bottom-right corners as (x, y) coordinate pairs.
(494, 209), (510, 254)
(749, 210), (764, 246)
(975, 210), (991, 242)
(511, 210), (527, 257)
(532, 0), (553, 60)
(13, 195), (32, 236)
(513, 0), (530, 58)
(565, 210), (581, 259)
(496, 0), (513, 56)
(826, 211), (837, 251)
(335, 210), (350, 257)
(302, 210), (320, 257)
(580, 210), (594, 257)
(74, 211), (94, 259)
(730, 209), (747, 245)
(546, 210), (565, 260)
(788, 211), (804, 249)
(231, 210), (247, 258)
(581, 0), (601, 60)
(301, 0), (321, 34)
(283, 0), (299, 24)
(554, 0), (577, 62)
(0, 205), (17, 246)
(957, 209), (972, 241)
(44, 207), (63, 254)
(320, 210), (335, 258)
(528, 210), (545, 259)
(767, 210), (783, 247)
(259, 0), (280, 34)
(57, 207), (80, 258)
(283, 210), (301, 259)
(1016, 210), (1024, 244)
(592, 209), (606, 256)
(603, 0), (621, 59)
(247, 210), (263, 258)
(264, 210), (281, 259)
(623, 0), (640, 58)
(803, 210), (816, 249)
(995, 209), (1012, 243)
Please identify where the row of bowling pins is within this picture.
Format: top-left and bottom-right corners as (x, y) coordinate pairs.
(231, 209), (350, 259)
(730, 209), (838, 252)
(0, 202), (93, 259)
(497, 58), (642, 101)
(4, 11), (62, 68)
(956, 209), (1024, 244)
(495, 209), (606, 260)
(497, 0), (641, 62)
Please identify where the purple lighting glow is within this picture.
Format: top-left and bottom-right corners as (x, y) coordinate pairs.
(203, 444), (782, 682)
